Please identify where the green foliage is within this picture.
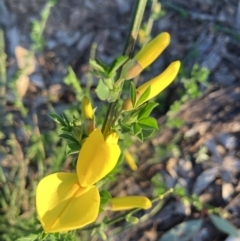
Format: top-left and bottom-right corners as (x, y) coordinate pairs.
(31, 0), (57, 51)
(166, 64), (210, 128)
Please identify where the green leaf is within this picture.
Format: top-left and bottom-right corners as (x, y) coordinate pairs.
(89, 59), (106, 73)
(136, 85), (151, 107)
(107, 89), (120, 103)
(138, 102), (159, 119)
(103, 78), (113, 89)
(121, 123), (131, 133)
(66, 142), (81, 156)
(95, 79), (110, 100)
(100, 190), (112, 199)
(62, 113), (70, 126)
(138, 117), (158, 129)
(16, 235), (38, 241)
(130, 81), (137, 107)
(108, 55), (129, 77)
(132, 123), (142, 135)
(49, 114), (66, 126)
(59, 133), (79, 144)
(100, 190), (112, 205)
(136, 132), (143, 142)
(95, 58), (109, 72)
(209, 214), (239, 237)
(159, 219), (203, 241)
(142, 129), (155, 139)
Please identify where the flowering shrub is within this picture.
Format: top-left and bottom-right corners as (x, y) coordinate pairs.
(36, 30), (180, 234)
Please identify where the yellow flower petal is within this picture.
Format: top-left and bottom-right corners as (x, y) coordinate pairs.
(81, 96), (93, 119)
(135, 32), (170, 70)
(124, 150), (137, 171)
(137, 60), (180, 101)
(77, 129), (121, 187)
(122, 61), (181, 111)
(110, 196), (152, 211)
(36, 173), (100, 233)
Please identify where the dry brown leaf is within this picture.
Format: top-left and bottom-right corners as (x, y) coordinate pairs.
(14, 46), (36, 97)
(15, 46), (35, 75)
(16, 75), (30, 97)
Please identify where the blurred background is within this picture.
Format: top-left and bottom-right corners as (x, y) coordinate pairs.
(1, 0), (240, 240)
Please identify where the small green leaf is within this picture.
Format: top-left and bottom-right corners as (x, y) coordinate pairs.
(95, 58), (109, 72)
(126, 215), (139, 224)
(96, 79), (110, 100)
(142, 129), (155, 139)
(103, 78), (113, 89)
(132, 123), (142, 135)
(66, 143), (81, 156)
(136, 132), (143, 142)
(49, 114), (66, 126)
(100, 190), (112, 199)
(89, 59), (106, 73)
(130, 82), (137, 107)
(61, 126), (71, 132)
(121, 123), (132, 133)
(107, 89), (120, 103)
(59, 133), (79, 144)
(62, 113), (70, 126)
(108, 55), (129, 77)
(209, 214), (239, 237)
(138, 117), (158, 129)
(138, 102), (159, 119)
(159, 220), (203, 241)
(16, 235), (38, 241)
(136, 85), (151, 107)
(100, 190), (112, 205)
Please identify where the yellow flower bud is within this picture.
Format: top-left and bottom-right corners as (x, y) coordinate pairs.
(121, 32), (170, 80)
(135, 32), (170, 70)
(122, 60), (181, 111)
(124, 150), (137, 171)
(81, 96), (93, 119)
(110, 196), (152, 211)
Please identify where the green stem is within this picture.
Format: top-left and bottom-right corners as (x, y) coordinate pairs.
(82, 189), (173, 232)
(101, 0), (147, 134)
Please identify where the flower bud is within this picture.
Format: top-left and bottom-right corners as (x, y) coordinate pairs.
(135, 32), (170, 70)
(81, 96), (93, 120)
(124, 150), (137, 171)
(122, 60), (181, 111)
(121, 32), (170, 80)
(110, 196), (152, 211)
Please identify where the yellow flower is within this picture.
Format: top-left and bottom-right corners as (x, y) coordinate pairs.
(36, 173), (100, 233)
(36, 129), (120, 233)
(81, 96), (95, 134)
(122, 60), (181, 111)
(81, 96), (93, 119)
(36, 129), (152, 233)
(110, 196), (152, 211)
(122, 32), (170, 80)
(77, 129), (120, 187)
(124, 150), (137, 171)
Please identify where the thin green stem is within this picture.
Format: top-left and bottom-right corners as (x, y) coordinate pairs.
(101, 0), (147, 134)
(82, 190), (173, 232)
